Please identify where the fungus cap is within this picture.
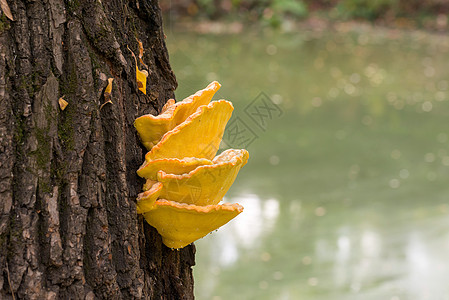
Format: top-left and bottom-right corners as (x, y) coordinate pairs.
(135, 81), (221, 149)
(157, 149), (249, 206)
(142, 200), (243, 249)
(137, 157), (212, 181)
(136, 182), (163, 214)
(145, 100), (233, 162)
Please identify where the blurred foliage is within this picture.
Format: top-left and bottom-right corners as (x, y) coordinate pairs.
(336, 0), (399, 20)
(263, 0), (308, 27)
(336, 0), (449, 20)
(272, 0), (308, 17)
(161, 0), (449, 30)
(162, 0), (309, 22)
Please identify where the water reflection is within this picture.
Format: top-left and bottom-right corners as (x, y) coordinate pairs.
(195, 194), (281, 299)
(167, 27), (449, 299)
(204, 194), (281, 268)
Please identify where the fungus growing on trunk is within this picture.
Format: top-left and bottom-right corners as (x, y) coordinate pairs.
(135, 81), (221, 149)
(135, 82), (248, 249)
(142, 200), (243, 249)
(137, 157), (213, 180)
(157, 149), (249, 206)
(144, 100), (234, 162)
(136, 182), (163, 214)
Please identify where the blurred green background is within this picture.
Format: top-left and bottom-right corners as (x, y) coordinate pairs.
(161, 0), (449, 30)
(162, 2), (449, 299)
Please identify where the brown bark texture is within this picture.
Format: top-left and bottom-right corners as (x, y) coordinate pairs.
(0, 0), (195, 299)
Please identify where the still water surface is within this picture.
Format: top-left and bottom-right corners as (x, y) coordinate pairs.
(166, 26), (449, 300)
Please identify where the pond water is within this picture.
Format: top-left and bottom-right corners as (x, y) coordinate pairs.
(166, 25), (449, 300)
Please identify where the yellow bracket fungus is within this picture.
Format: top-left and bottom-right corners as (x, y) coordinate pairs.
(145, 100), (233, 162)
(135, 81), (221, 150)
(136, 182), (163, 214)
(135, 81), (248, 249)
(142, 200), (243, 249)
(157, 149), (249, 206)
(138, 157), (213, 181)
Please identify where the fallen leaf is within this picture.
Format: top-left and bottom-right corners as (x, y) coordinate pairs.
(136, 37), (148, 69)
(136, 69), (148, 94)
(0, 0), (14, 21)
(105, 78), (114, 95)
(127, 45), (148, 95)
(100, 100), (112, 110)
(100, 78), (114, 110)
(58, 97), (68, 110)
(137, 39), (144, 58)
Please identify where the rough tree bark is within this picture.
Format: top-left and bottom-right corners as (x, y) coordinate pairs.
(0, 0), (195, 299)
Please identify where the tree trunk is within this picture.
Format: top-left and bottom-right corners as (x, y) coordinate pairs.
(0, 0), (195, 299)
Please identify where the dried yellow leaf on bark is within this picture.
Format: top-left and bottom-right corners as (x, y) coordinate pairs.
(137, 69), (148, 95)
(0, 0), (14, 21)
(100, 78), (114, 110)
(58, 97), (68, 110)
(128, 45), (148, 95)
(136, 38), (148, 69)
(105, 78), (114, 95)
(138, 39), (144, 59)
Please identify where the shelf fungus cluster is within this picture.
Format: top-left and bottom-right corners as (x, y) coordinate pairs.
(135, 81), (249, 249)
